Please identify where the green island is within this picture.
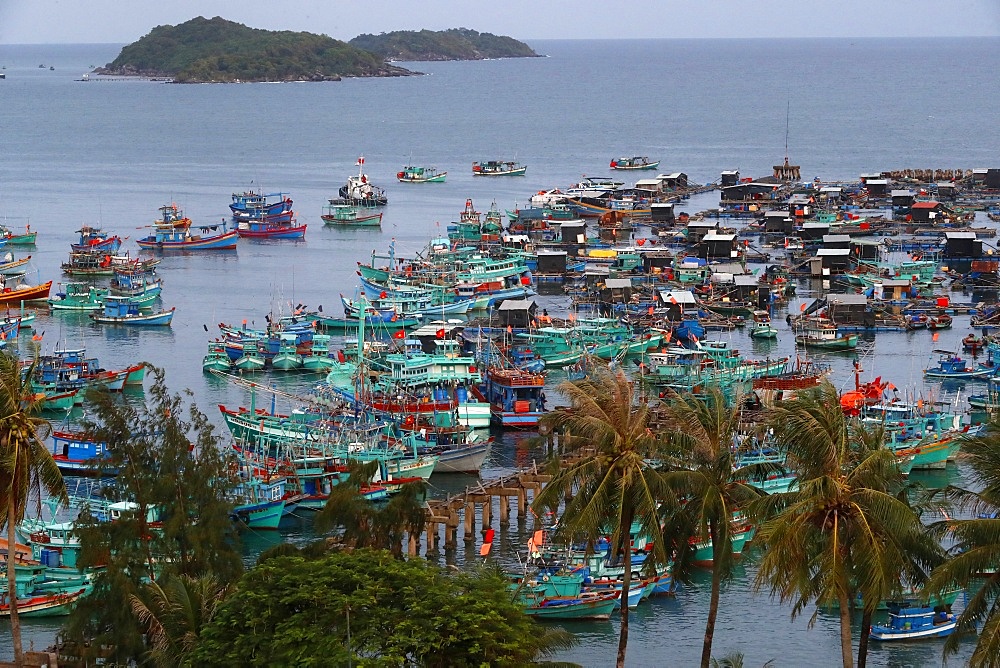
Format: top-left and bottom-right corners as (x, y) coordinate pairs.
(349, 28), (541, 62)
(94, 16), (415, 83)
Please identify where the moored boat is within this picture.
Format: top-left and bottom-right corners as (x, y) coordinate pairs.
(869, 604), (956, 641)
(472, 160), (527, 176)
(90, 296), (175, 326)
(321, 202), (383, 227)
(337, 156), (388, 206)
(609, 156), (659, 171)
(396, 165), (447, 183)
(137, 204), (239, 250)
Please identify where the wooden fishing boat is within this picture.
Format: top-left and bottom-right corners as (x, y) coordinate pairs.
(230, 190), (293, 222)
(49, 430), (110, 476)
(923, 350), (994, 379)
(963, 333), (988, 353)
(396, 165), (447, 183)
(748, 309), (778, 339)
(137, 204), (239, 250)
(0, 253), (31, 275)
(71, 225), (120, 252)
(321, 203), (383, 227)
(2, 224), (37, 245)
(0, 587), (89, 618)
(47, 283), (107, 310)
(794, 322), (858, 351)
(609, 156), (659, 170)
(90, 296), (174, 326)
(927, 313), (953, 331)
(0, 279), (51, 305)
(472, 160), (527, 176)
(236, 220), (307, 239)
(869, 604), (956, 641)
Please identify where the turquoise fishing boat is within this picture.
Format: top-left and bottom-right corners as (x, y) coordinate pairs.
(396, 165), (447, 183)
(472, 160), (526, 176)
(90, 295), (174, 326)
(610, 156), (659, 170)
(321, 202), (383, 227)
(47, 283), (108, 311)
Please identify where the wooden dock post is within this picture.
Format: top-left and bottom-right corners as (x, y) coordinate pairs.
(464, 501), (476, 541)
(499, 495), (510, 527)
(408, 532), (418, 557)
(516, 487), (527, 520)
(482, 497), (492, 529)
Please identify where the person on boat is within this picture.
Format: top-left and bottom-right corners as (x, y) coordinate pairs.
(538, 392), (546, 411)
(540, 309), (552, 325)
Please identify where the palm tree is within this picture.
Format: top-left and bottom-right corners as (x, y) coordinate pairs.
(752, 382), (941, 668)
(925, 417), (1000, 666)
(0, 349), (67, 667)
(129, 573), (232, 667)
(531, 365), (670, 668)
(657, 387), (771, 668)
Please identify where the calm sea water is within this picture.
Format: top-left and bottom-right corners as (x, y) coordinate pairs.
(2, 37), (997, 665)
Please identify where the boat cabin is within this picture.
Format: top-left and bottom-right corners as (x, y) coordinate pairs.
(686, 220), (719, 243)
(763, 210), (794, 233)
(720, 170), (740, 187)
(496, 298), (537, 329)
(699, 232), (737, 260)
(891, 189), (916, 211)
(863, 178), (889, 196)
(945, 231), (982, 258)
(910, 201), (949, 224)
(650, 202), (675, 224)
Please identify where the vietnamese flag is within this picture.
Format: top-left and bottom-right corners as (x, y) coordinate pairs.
(436, 328), (446, 338)
(393, 330), (406, 339)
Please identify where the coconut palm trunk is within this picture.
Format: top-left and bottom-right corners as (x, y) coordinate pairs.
(837, 587), (854, 668)
(616, 505), (634, 668)
(700, 519), (723, 668)
(6, 492), (23, 667)
(857, 608), (873, 668)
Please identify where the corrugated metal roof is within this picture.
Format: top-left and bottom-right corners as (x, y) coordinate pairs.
(816, 248), (851, 256)
(912, 201), (941, 209)
(497, 299), (535, 311)
(945, 232), (977, 239)
(827, 293), (868, 305)
(659, 289), (698, 304)
(604, 278), (633, 289)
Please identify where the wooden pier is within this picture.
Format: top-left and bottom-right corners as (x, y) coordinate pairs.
(407, 444), (594, 558)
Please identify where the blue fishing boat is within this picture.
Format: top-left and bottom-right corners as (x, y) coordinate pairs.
(229, 190), (294, 222)
(923, 350), (995, 379)
(137, 204), (239, 250)
(235, 219), (307, 240)
(90, 295), (175, 326)
(71, 225), (120, 252)
(869, 604), (956, 641)
(49, 431), (111, 476)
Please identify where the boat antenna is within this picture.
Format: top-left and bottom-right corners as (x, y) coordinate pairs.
(784, 100), (790, 165)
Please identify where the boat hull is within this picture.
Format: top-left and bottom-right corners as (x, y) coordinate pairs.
(137, 230), (238, 250)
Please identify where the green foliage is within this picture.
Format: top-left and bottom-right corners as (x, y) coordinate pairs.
(100, 16), (412, 82)
(60, 365), (242, 665)
(926, 417), (1000, 666)
(753, 382), (943, 668)
(532, 365), (670, 668)
(190, 549), (570, 667)
(350, 27), (539, 61)
(313, 459), (426, 556)
(0, 347), (67, 665)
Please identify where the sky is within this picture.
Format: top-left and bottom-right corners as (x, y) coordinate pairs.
(1, 0), (999, 44)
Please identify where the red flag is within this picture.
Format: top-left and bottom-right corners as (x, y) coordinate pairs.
(436, 328), (446, 338)
(380, 291), (387, 299)
(932, 332), (940, 342)
(507, 325), (513, 334)
(800, 303), (807, 312)
(691, 334), (699, 343)
(647, 306), (654, 315)
(479, 542), (492, 556)
(393, 330), (406, 339)
(669, 296), (678, 305)
(484, 528), (495, 543)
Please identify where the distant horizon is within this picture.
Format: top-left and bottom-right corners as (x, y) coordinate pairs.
(5, 34), (1000, 48)
(1, 1), (997, 44)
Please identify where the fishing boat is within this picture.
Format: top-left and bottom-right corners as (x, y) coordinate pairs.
(90, 296), (174, 326)
(47, 283), (107, 311)
(794, 321), (858, 351)
(609, 156), (660, 171)
(0, 252), (31, 275)
(229, 190), (294, 222)
(49, 431), (109, 476)
(869, 604), (956, 641)
(71, 225), (121, 252)
(203, 344), (233, 373)
(235, 219), (307, 240)
(234, 347), (266, 372)
(0, 279), (51, 305)
(396, 165), (447, 183)
(0, 585), (89, 618)
(321, 202), (383, 227)
(231, 464), (288, 530)
(337, 156), (388, 206)
(472, 160), (527, 176)
(923, 350), (995, 379)
(749, 310), (779, 339)
(137, 204), (239, 250)
(963, 333), (988, 353)
(1, 224), (37, 245)
(481, 367), (546, 428)
(927, 313), (953, 331)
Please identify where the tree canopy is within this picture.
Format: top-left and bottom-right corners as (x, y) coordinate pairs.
(191, 549), (571, 667)
(98, 16), (415, 82)
(349, 28), (540, 62)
